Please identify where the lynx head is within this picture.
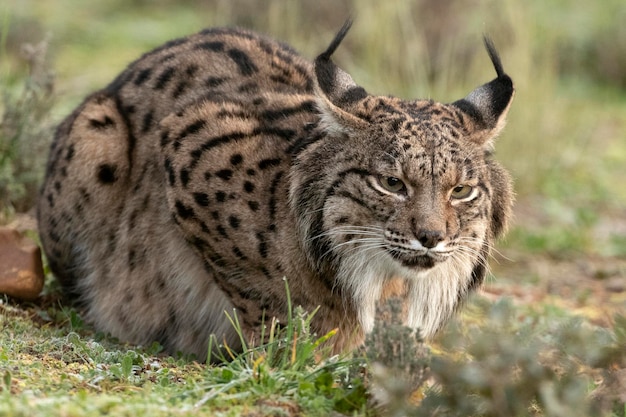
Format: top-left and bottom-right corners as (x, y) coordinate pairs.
(289, 20), (514, 334)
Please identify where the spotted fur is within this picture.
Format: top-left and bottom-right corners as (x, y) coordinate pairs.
(38, 20), (514, 361)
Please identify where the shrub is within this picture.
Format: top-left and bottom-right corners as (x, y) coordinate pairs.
(0, 26), (55, 220)
(365, 298), (626, 417)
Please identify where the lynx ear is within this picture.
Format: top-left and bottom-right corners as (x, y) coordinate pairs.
(452, 37), (514, 147)
(313, 19), (369, 135)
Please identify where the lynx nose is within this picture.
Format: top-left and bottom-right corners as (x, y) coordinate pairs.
(416, 230), (444, 249)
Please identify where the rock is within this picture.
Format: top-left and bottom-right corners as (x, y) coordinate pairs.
(0, 227), (44, 300)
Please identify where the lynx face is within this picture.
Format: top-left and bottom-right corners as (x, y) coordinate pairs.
(289, 23), (513, 334)
(292, 103), (511, 333)
(38, 20), (513, 361)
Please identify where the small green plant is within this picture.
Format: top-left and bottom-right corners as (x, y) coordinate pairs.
(362, 297), (431, 415)
(194, 279), (370, 415)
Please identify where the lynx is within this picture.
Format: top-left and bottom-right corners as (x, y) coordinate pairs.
(38, 20), (514, 361)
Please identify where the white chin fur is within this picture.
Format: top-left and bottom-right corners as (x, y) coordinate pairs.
(404, 252), (475, 338)
(336, 245), (476, 338)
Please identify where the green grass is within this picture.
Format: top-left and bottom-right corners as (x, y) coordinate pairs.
(1, 0), (625, 415)
(2, 293), (625, 416)
(0, 292), (368, 416)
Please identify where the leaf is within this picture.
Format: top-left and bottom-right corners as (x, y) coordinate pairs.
(121, 353), (134, 378)
(333, 379), (368, 413)
(314, 370), (334, 394)
(3, 370), (11, 391)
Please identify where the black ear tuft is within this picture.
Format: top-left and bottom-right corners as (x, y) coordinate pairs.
(452, 36), (514, 145)
(318, 18), (354, 61)
(483, 36), (506, 78)
(314, 18), (368, 108)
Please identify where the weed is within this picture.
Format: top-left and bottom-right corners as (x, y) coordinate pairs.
(193, 280), (369, 415)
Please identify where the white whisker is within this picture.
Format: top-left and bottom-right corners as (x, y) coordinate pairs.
(306, 225), (384, 243)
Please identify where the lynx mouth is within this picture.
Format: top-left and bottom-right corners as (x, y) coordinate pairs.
(387, 248), (444, 269)
(400, 256), (436, 269)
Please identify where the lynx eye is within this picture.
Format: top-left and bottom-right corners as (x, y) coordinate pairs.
(450, 184), (474, 200)
(378, 175), (406, 194)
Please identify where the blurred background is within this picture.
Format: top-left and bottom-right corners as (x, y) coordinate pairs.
(1, 0), (625, 318)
